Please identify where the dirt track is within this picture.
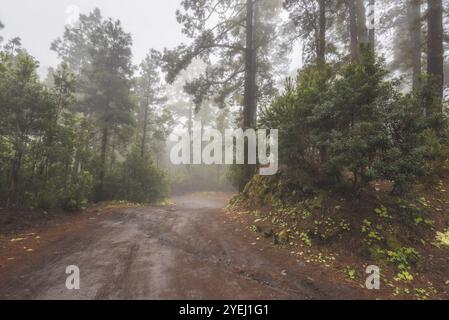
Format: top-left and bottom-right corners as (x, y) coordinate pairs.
(0, 193), (362, 300)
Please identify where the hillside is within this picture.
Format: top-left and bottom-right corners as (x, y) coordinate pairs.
(227, 171), (449, 299)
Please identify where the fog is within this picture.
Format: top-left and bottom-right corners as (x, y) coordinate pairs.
(0, 0), (187, 76)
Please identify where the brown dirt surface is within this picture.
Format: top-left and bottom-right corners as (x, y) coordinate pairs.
(228, 174), (449, 300)
(0, 193), (370, 300)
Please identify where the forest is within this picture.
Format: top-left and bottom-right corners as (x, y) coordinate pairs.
(1, 0), (449, 300)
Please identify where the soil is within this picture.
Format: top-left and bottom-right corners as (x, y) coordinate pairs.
(228, 173), (449, 299)
(0, 193), (370, 300)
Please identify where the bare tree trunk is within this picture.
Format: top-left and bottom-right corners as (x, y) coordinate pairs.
(187, 103), (193, 192)
(356, 0), (368, 45)
(252, 0), (259, 124)
(368, 0), (375, 49)
(6, 149), (23, 208)
(244, 0), (256, 129)
(427, 0), (444, 113)
(317, 0), (326, 66)
(97, 127), (109, 201)
(347, 0), (359, 61)
(317, 0), (328, 164)
(141, 103), (149, 158)
(408, 0), (422, 91)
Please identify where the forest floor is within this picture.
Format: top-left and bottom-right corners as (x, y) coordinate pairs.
(0, 192), (381, 300)
(227, 173), (449, 300)
(0, 193), (444, 299)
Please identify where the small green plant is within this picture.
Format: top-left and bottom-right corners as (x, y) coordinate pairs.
(375, 206), (392, 219)
(339, 219), (351, 232)
(417, 197), (431, 208)
(436, 229), (449, 247)
(299, 232), (312, 247)
(386, 247), (420, 270)
(368, 230), (384, 241)
(414, 287), (437, 300)
(343, 267), (357, 280)
(361, 219), (372, 233)
(302, 209), (312, 220)
(361, 219), (384, 244)
(394, 270), (414, 282)
(393, 287), (411, 296)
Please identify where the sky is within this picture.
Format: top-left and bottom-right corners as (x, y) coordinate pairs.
(0, 0), (189, 77)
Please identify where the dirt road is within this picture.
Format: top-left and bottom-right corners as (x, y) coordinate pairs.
(0, 193), (361, 300)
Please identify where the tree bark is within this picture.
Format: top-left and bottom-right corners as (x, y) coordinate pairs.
(347, 0), (359, 61)
(97, 127), (109, 201)
(317, 0), (326, 66)
(408, 0), (422, 91)
(187, 103), (193, 192)
(6, 149), (23, 208)
(368, 0), (375, 49)
(317, 0), (328, 163)
(356, 0), (368, 45)
(244, 0), (257, 129)
(427, 0), (444, 113)
(140, 101), (149, 158)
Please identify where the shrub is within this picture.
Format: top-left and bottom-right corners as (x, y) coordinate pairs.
(31, 170), (93, 211)
(105, 149), (168, 204)
(61, 170), (93, 211)
(260, 50), (447, 195)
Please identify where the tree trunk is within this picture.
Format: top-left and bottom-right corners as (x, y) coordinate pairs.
(427, 0), (444, 113)
(317, 0), (328, 163)
(244, 0), (257, 129)
(187, 103), (193, 192)
(368, 0), (375, 49)
(347, 0), (359, 61)
(356, 0), (368, 46)
(141, 103), (149, 158)
(6, 149), (23, 208)
(408, 0), (422, 91)
(317, 0), (326, 66)
(97, 127), (109, 201)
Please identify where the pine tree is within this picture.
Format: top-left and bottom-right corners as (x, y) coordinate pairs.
(136, 51), (173, 161)
(81, 18), (136, 200)
(427, 0), (444, 113)
(162, 0), (284, 129)
(408, 0), (422, 91)
(0, 21), (4, 44)
(51, 8), (103, 75)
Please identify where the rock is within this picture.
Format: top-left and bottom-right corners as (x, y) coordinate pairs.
(263, 228), (274, 238)
(302, 186), (314, 196)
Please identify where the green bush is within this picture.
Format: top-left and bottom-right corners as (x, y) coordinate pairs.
(103, 149), (168, 204)
(61, 171), (93, 211)
(260, 50), (447, 194)
(30, 170), (93, 211)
